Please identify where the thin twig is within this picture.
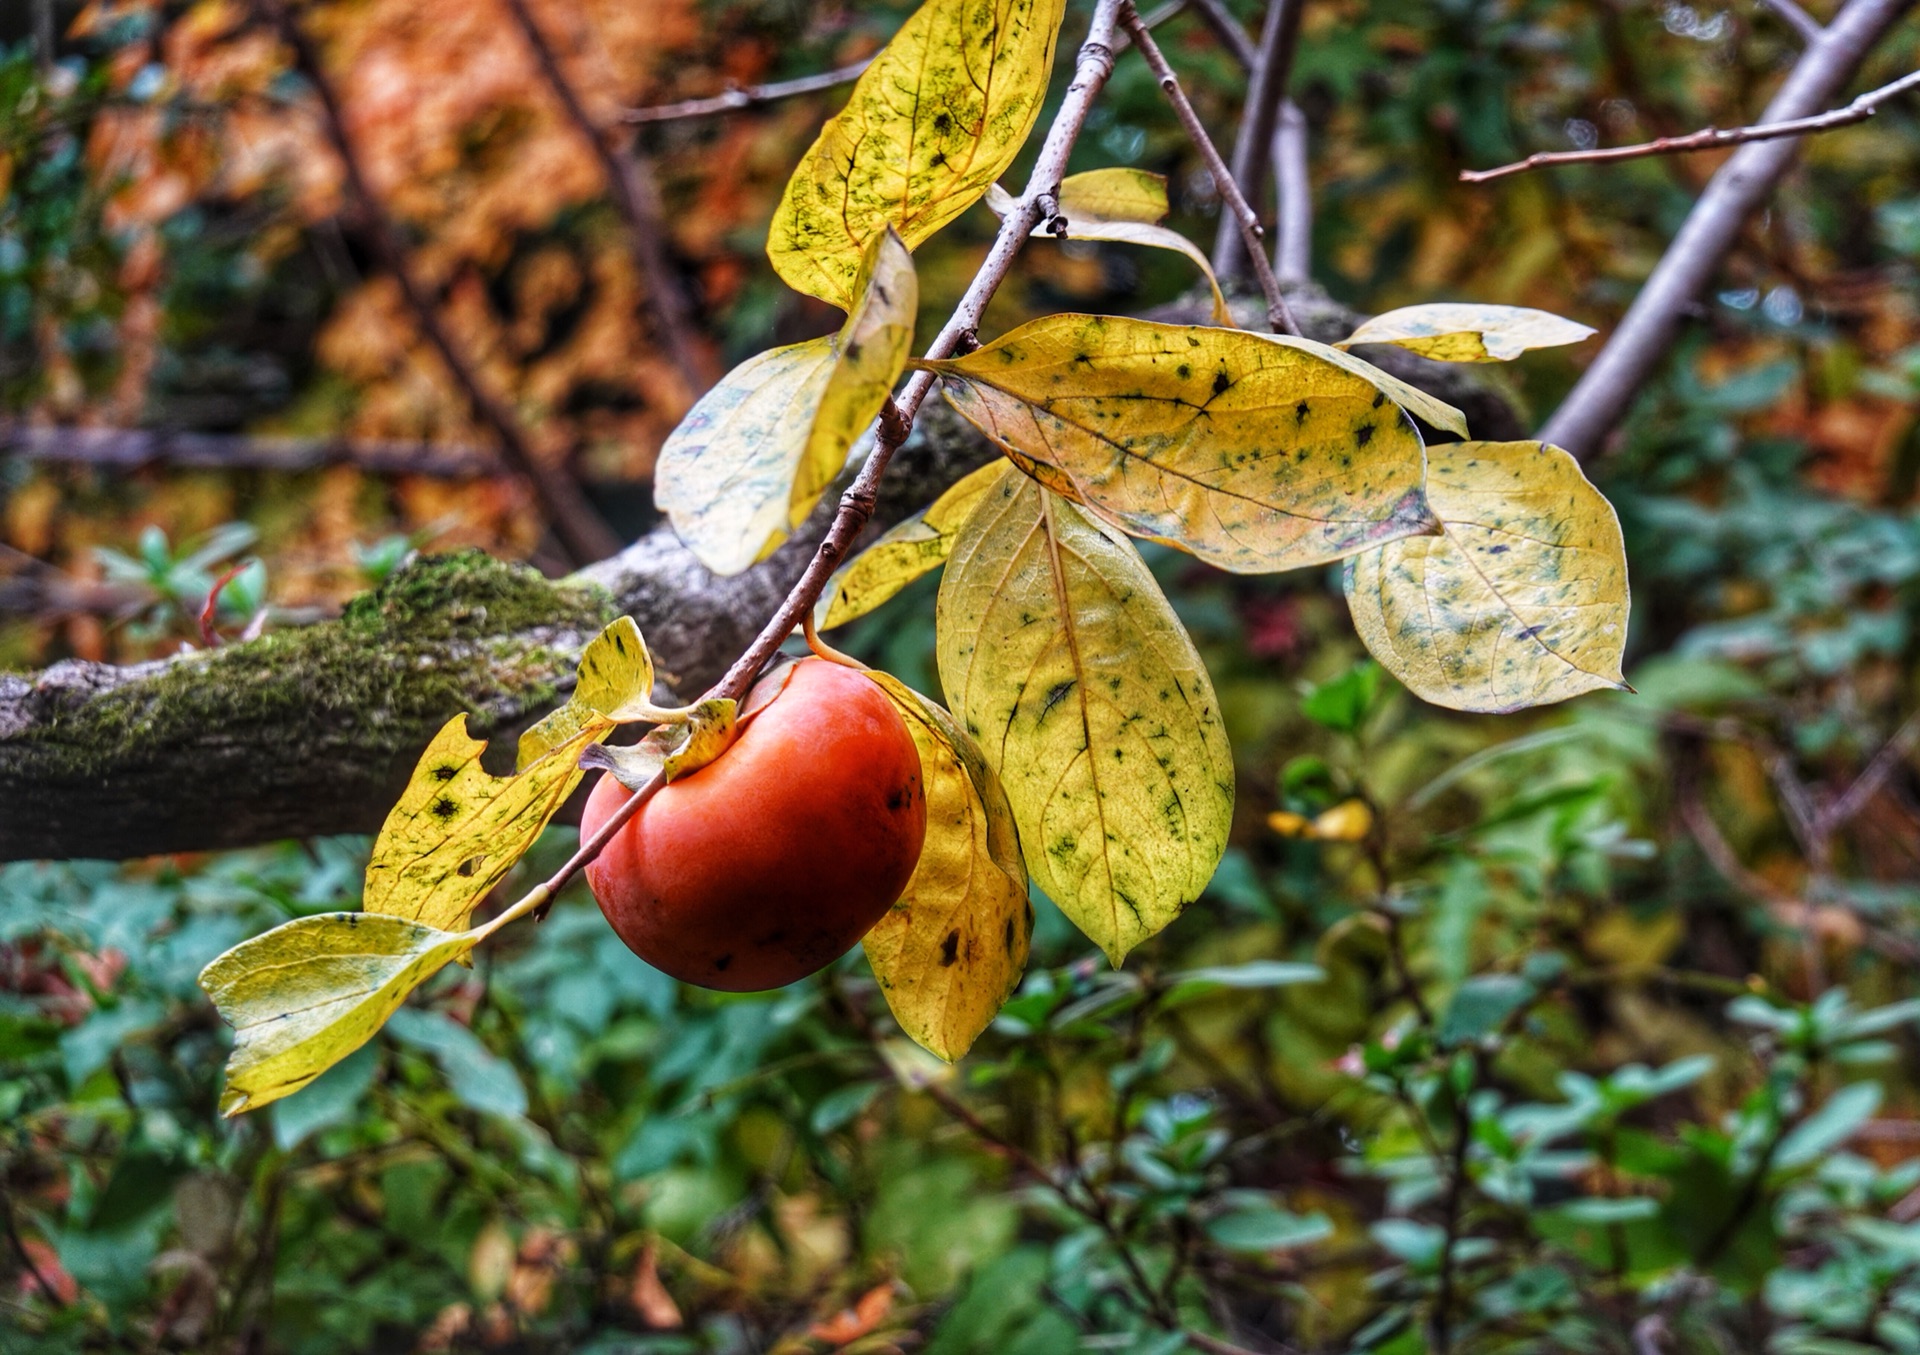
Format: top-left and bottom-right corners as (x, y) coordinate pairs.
(1539, 0), (1918, 459)
(498, 0), (713, 400)
(260, 0), (621, 564)
(1820, 709), (1920, 834)
(2, 422), (503, 478)
(622, 59), (874, 124)
(1186, 0), (1260, 68)
(33, 0), (56, 76)
(1211, 0), (1305, 278)
(1118, 3), (1301, 335)
(1463, 67), (1920, 182)
(1761, 0), (1827, 43)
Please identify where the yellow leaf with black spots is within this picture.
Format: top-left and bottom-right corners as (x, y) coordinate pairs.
(928, 314), (1439, 573)
(517, 616), (657, 769)
(863, 673), (1030, 1060)
(936, 473), (1234, 964)
(767, 0), (1067, 308)
(817, 460), (1015, 629)
(1338, 303), (1595, 363)
(1344, 440), (1630, 713)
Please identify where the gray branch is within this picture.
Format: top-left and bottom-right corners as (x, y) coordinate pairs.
(1538, 0), (1916, 458)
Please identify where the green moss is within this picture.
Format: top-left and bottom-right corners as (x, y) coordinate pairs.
(15, 550), (616, 782)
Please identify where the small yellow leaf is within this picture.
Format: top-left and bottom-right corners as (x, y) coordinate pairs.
(937, 474), (1235, 965)
(580, 696), (740, 790)
(1267, 810), (1311, 837)
(1344, 440), (1630, 713)
(1338, 303), (1597, 363)
(817, 460), (1014, 630)
(767, 0), (1067, 308)
(929, 315), (1438, 573)
(364, 714), (600, 933)
(862, 673), (1031, 1061)
(199, 912), (471, 1115)
(1310, 799), (1374, 841)
(1257, 333), (1469, 438)
(988, 172), (1232, 325)
(658, 234), (918, 576)
(796, 228), (918, 529)
(517, 616), (656, 769)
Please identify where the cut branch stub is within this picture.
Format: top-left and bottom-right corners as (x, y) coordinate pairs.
(936, 472), (1234, 965)
(1344, 440), (1630, 713)
(863, 673), (1031, 1061)
(766, 0), (1068, 309)
(927, 314), (1441, 574)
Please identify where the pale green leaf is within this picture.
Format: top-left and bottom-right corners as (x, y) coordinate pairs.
(863, 673), (1031, 1061)
(928, 314), (1438, 573)
(199, 912), (471, 1115)
(936, 474), (1235, 963)
(1338, 303), (1596, 363)
(767, 0), (1067, 308)
(1344, 440), (1630, 713)
(818, 460), (1014, 629)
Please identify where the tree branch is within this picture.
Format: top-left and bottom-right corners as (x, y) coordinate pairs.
(1538, 0), (1917, 459)
(1271, 101), (1311, 283)
(1119, 3), (1302, 335)
(1760, 0), (1826, 43)
(622, 60), (874, 125)
(1210, 0), (1305, 279)
(259, 0), (621, 564)
(497, 0), (715, 401)
(1462, 67), (1920, 182)
(3, 422), (504, 478)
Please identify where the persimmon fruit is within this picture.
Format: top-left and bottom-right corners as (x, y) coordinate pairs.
(581, 657), (927, 991)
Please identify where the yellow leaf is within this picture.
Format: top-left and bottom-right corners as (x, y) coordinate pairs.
(579, 695), (741, 790)
(1344, 440), (1630, 713)
(1267, 810), (1311, 837)
(862, 673), (1031, 1061)
(517, 616), (656, 769)
(1258, 333), (1469, 438)
(767, 0), (1067, 308)
(657, 232), (918, 575)
(987, 172), (1232, 325)
(199, 912), (471, 1115)
(364, 714), (600, 933)
(928, 315), (1439, 573)
(936, 474), (1235, 964)
(817, 460), (1014, 629)
(1338, 303), (1597, 363)
(1310, 799), (1374, 841)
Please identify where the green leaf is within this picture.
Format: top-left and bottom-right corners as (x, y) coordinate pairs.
(928, 314), (1440, 573)
(1205, 1207), (1334, 1252)
(1439, 974), (1533, 1046)
(269, 1044), (378, 1150)
(767, 0), (1067, 308)
(863, 673), (1031, 1061)
(1163, 961), (1324, 1007)
(657, 230), (918, 575)
(387, 1008), (528, 1119)
(936, 473), (1235, 964)
(199, 912), (472, 1116)
(1344, 440), (1631, 713)
(1300, 660), (1381, 733)
(1775, 1082), (1883, 1170)
(1338, 303), (1596, 363)
(818, 460), (1014, 630)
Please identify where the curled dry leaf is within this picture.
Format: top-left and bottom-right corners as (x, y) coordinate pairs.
(657, 230), (917, 576)
(1344, 440), (1630, 713)
(817, 460), (1014, 629)
(987, 169), (1232, 325)
(767, 0), (1067, 308)
(200, 912), (471, 1115)
(862, 672), (1031, 1061)
(1337, 303), (1596, 363)
(936, 473), (1234, 964)
(580, 696), (742, 789)
(928, 315), (1439, 573)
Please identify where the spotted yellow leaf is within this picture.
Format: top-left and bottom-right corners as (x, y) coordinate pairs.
(767, 0), (1067, 308)
(927, 315), (1439, 573)
(817, 460), (1014, 630)
(1337, 303), (1596, 363)
(517, 616), (657, 769)
(863, 673), (1031, 1061)
(364, 715), (601, 933)
(200, 912), (472, 1115)
(986, 171), (1232, 325)
(936, 473), (1235, 964)
(1257, 333), (1469, 438)
(1344, 440), (1630, 713)
(657, 231), (917, 575)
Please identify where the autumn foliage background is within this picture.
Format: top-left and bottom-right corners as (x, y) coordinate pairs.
(5, 0), (1920, 1352)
